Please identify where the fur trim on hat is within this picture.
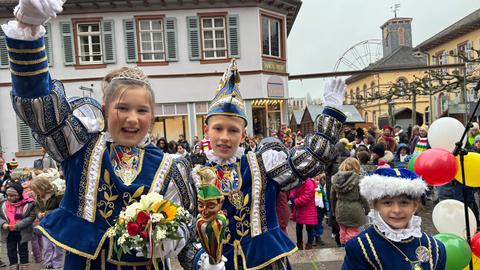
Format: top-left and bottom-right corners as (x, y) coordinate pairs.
(359, 174), (427, 202)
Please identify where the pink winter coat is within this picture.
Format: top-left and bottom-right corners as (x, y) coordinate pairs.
(290, 178), (317, 225)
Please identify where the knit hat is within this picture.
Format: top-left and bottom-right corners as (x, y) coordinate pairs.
(7, 158), (18, 171)
(5, 181), (24, 200)
(359, 168), (427, 201)
(475, 134), (480, 144)
(371, 143), (385, 157)
(383, 125), (393, 132)
(206, 59), (247, 125)
(394, 124), (402, 129)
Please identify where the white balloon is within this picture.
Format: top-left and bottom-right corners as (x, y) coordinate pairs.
(432, 199), (477, 240)
(428, 117), (466, 153)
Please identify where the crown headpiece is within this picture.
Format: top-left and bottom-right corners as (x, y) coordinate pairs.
(110, 67), (151, 86)
(206, 59), (247, 124)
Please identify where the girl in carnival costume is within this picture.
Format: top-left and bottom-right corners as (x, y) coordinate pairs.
(192, 59), (347, 269)
(342, 168), (446, 270)
(2, 1), (198, 269)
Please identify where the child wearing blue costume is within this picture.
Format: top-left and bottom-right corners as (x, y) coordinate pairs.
(2, 1), (199, 269)
(342, 168), (446, 270)
(192, 60), (348, 270)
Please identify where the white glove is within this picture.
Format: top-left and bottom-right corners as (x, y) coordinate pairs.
(198, 252), (227, 270)
(323, 78), (346, 109)
(14, 0), (65, 26)
(154, 226), (187, 259)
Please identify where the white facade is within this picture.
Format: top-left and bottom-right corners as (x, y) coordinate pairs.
(0, 0), (300, 164)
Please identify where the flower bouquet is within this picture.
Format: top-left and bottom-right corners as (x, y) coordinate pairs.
(109, 192), (190, 264)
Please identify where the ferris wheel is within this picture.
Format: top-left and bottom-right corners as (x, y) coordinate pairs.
(334, 39), (383, 72)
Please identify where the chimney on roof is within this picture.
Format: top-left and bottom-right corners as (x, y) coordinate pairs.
(381, 17), (413, 57)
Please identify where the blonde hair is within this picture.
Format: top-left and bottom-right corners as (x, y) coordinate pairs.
(30, 175), (54, 197)
(339, 157), (361, 174)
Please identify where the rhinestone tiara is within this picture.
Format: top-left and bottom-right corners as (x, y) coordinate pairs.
(110, 67), (151, 86)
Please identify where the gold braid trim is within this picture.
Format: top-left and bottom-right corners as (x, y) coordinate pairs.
(9, 56), (48, 65)
(7, 45), (45, 53)
(365, 233), (383, 270)
(425, 233), (433, 270)
(10, 67), (48, 76)
(357, 237), (378, 270)
(432, 236), (440, 268)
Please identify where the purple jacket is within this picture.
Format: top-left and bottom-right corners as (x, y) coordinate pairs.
(290, 179), (317, 225)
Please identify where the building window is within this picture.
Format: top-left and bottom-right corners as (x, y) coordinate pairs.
(262, 16), (281, 58)
(364, 111), (369, 122)
(398, 27), (405, 46)
(201, 17), (227, 59)
(138, 19), (165, 62)
(17, 118), (41, 152)
(363, 84), (368, 104)
(370, 81), (376, 97)
(77, 22), (102, 64)
(372, 111), (377, 126)
(356, 87), (360, 101)
(350, 89), (354, 104)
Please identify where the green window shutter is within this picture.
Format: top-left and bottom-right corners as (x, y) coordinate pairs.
(227, 14), (240, 59)
(123, 19), (138, 63)
(44, 23), (53, 67)
(187, 16), (201, 60)
(102, 20), (116, 64)
(0, 26), (8, 69)
(17, 118), (41, 151)
(60, 21), (75, 66)
(165, 17), (178, 62)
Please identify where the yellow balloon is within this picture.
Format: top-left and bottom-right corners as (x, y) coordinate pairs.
(455, 153), (480, 187)
(463, 253), (480, 269)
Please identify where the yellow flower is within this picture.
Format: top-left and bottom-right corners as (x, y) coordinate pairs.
(162, 202), (177, 221)
(151, 201), (163, 213)
(118, 217), (125, 225)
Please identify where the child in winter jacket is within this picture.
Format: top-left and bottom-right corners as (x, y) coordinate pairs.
(331, 158), (369, 245)
(290, 177), (317, 250)
(0, 182), (36, 270)
(30, 169), (65, 269)
(313, 173), (329, 246)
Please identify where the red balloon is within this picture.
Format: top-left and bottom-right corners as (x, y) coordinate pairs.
(472, 232), (480, 257)
(414, 148), (457, 186)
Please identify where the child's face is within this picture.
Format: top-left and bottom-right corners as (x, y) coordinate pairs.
(105, 86), (153, 147)
(400, 149), (407, 155)
(6, 188), (20, 203)
(374, 195), (419, 229)
(205, 115), (246, 160)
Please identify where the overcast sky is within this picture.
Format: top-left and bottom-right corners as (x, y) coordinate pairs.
(287, 0), (480, 99)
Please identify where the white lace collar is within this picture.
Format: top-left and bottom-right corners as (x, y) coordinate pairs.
(103, 132), (151, 148)
(369, 210), (422, 242)
(205, 147), (245, 165)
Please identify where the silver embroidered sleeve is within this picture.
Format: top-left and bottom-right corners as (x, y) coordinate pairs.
(260, 106), (346, 191)
(11, 81), (103, 162)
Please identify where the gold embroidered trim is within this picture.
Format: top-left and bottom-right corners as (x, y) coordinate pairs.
(10, 67), (48, 76)
(245, 246), (298, 270)
(7, 45), (45, 53)
(9, 56), (48, 65)
(357, 237), (378, 270)
(101, 250), (106, 270)
(425, 233), (433, 270)
(432, 236), (440, 268)
(365, 233), (383, 270)
(36, 225), (109, 260)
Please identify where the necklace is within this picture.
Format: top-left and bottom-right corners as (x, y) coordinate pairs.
(379, 229), (430, 270)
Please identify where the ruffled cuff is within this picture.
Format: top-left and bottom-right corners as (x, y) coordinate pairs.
(1, 20), (45, 41)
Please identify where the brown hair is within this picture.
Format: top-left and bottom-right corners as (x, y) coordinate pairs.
(30, 175), (54, 197)
(339, 157), (361, 174)
(102, 67), (155, 117)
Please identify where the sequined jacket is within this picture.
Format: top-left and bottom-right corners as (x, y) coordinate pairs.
(7, 35), (198, 269)
(192, 107), (347, 269)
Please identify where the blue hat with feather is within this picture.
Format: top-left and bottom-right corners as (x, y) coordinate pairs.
(206, 59), (247, 125)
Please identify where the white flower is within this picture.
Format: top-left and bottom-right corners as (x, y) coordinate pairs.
(106, 227), (116, 238)
(118, 235), (126, 245)
(151, 213), (165, 223)
(124, 202), (141, 221)
(140, 193), (164, 211)
(156, 229), (167, 241)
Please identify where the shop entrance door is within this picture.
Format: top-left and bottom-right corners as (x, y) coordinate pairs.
(252, 107), (267, 136)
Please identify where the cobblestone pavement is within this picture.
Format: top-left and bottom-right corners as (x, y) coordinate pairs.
(0, 200), (438, 270)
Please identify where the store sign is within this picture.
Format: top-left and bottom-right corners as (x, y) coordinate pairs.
(263, 60), (286, 73)
(267, 75), (285, 97)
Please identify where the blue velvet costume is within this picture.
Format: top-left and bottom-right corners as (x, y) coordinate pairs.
(7, 36), (198, 270)
(342, 226), (446, 270)
(192, 61), (347, 270)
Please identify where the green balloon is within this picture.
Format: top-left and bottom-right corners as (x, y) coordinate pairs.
(408, 154), (419, 172)
(434, 233), (472, 270)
